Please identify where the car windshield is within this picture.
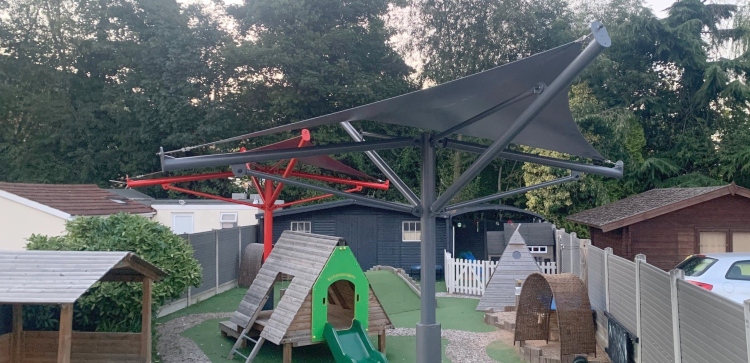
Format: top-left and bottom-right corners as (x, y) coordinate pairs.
(676, 255), (717, 277)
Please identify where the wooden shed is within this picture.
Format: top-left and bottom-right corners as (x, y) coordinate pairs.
(567, 183), (750, 270)
(0, 251), (166, 363)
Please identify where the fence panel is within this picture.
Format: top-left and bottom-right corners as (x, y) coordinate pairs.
(190, 231), (217, 294)
(678, 280), (747, 363)
(217, 229), (239, 285)
(560, 231), (572, 274)
(639, 263), (674, 363)
(587, 246), (608, 348)
(444, 251), (498, 295)
(608, 254), (638, 335)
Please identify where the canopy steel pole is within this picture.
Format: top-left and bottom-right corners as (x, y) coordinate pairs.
(417, 132), (441, 363)
(161, 137), (418, 172)
(431, 22), (611, 214)
(237, 167), (415, 214)
(340, 121), (420, 206)
(445, 173), (580, 212)
(441, 139), (624, 179)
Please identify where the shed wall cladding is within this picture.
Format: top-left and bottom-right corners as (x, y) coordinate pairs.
(639, 262), (674, 363)
(270, 205), (447, 270)
(591, 228), (624, 256)
(0, 305), (10, 335)
(607, 254), (637, 335)
(677, 279), (747, 363)
(587, 246), (608, 348)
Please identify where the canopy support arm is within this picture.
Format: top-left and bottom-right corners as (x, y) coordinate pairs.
(235, 166), (415, 214)
(340, 121), (420, 206)
(444, 172), (580, 212)
(431, 22), (611, 215)
(160, 137), (419, 172)
(441, 138), (624, 179)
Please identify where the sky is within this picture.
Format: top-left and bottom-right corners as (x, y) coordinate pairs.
(646, 0), (675, 17)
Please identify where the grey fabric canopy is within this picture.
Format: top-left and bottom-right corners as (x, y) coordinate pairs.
(224, 41), (602, 160)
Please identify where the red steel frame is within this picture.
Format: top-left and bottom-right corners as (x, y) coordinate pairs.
(127, 130), (388, 260)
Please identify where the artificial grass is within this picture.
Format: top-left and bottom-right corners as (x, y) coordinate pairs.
(157, 288), (246, 323)
(486, 340), (525, 363)
(388, 297), (495, 333)
(365, 270), (421, 314)
(181, 318), (452, 362)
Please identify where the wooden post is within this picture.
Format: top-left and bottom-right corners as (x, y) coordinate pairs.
(142, 277), (153, 363)
(282, 343), (292, 363)
(12, 304), (22, 363)
(57, 304), (73, 363)
(378, 331), (386, 354)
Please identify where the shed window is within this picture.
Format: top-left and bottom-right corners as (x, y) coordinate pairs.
(220, 212), (238, 229)
(699, 231), (727, 253)
(402, 221), (421, 242)
(290, 221), (311, 233)
(528, 246), (547, 254)
(732, 232), (750, 252)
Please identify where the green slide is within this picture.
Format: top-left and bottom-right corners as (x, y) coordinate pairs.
(324, 320), (388, 363)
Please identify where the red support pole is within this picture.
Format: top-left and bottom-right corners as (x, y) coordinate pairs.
(263, 180), (274, 260)
(162, 184), (263, 208)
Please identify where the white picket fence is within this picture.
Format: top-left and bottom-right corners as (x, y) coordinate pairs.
(444, 251), (557, 296)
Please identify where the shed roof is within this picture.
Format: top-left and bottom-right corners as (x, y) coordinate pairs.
(258, 199), (414, 218)
(0, 183), (155, 217)
(567, 184), (750, 232)
(0, 251), (166, 304)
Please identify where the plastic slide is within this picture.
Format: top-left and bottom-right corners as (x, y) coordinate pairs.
(324, 320), (388, 363)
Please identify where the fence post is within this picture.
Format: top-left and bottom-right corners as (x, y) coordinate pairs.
(579, 239), (589, 283)
(215, 230), (220, 296)
(670, 269), (684, 363)
(570, 232), (577, 276)
(556, 228), (564, 273)
(187, 233), (192, 307)
(634, 254), (646, 363)
(604, 247), (612, 312)
(744, 299), (750, 363)
(238, 227), (243, 270)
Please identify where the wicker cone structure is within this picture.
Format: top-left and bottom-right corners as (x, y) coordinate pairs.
(514, 273), (596, 357)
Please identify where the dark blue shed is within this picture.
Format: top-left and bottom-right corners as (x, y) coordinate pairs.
(259, 200), (449, 271)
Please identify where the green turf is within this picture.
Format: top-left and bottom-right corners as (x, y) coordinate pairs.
(366, 270), (421, 314)
(486, 340), (525, 363)
(388, 297), (495, 333)
(181, 318), (451, 362)
(157, 288), (246, 323)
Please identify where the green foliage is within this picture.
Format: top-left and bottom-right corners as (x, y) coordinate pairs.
(24, 213), (201, 358)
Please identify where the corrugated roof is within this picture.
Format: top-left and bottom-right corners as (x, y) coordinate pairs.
(567, 185), (738, 230)
(0, 183), (155, 216)
(0, 251), (166, 304)
(260, 199), (414, 218)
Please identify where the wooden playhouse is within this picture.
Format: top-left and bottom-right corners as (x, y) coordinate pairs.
(220, 231), (392, 362)
(0, 251), (165, 363)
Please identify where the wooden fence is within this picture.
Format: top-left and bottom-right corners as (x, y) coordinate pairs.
(444, 251), (558, 295)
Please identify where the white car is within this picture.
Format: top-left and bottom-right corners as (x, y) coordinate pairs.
(675, 253), (750, 305)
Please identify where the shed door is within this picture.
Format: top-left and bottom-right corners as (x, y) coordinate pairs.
(699, 231), (727, 253)
(336, 215), (377, 270)
(732, 232), (750, 252)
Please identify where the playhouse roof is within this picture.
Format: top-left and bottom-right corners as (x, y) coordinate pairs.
(0, 250), (166, 304)
(477, 228), (541, 312)
(231, 231), (345, 344)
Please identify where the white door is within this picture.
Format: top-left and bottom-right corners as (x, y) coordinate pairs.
(733, 232), (750, 252)
(699, 231), (727, 253)
(172, 214), (194, 235)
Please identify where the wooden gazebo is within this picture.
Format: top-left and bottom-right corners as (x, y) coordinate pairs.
(0, 251), (166, 363)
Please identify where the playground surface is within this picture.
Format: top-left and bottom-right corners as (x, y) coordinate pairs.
(157, 270), (525, 363)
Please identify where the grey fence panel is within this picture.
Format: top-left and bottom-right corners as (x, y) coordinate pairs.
(218, 229), (240, 285)
(240, 225), (258, 252)
(587, 246), (608, 348)
(639, 263), (674, 363)
(608, 254), (637, 335)
(190, 231), (217, 294)
(678, 279), (747, 363)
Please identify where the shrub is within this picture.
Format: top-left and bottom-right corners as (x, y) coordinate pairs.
(24, 213), (202, 358)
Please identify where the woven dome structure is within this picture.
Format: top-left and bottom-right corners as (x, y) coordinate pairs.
(514, 273), (596, 356)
